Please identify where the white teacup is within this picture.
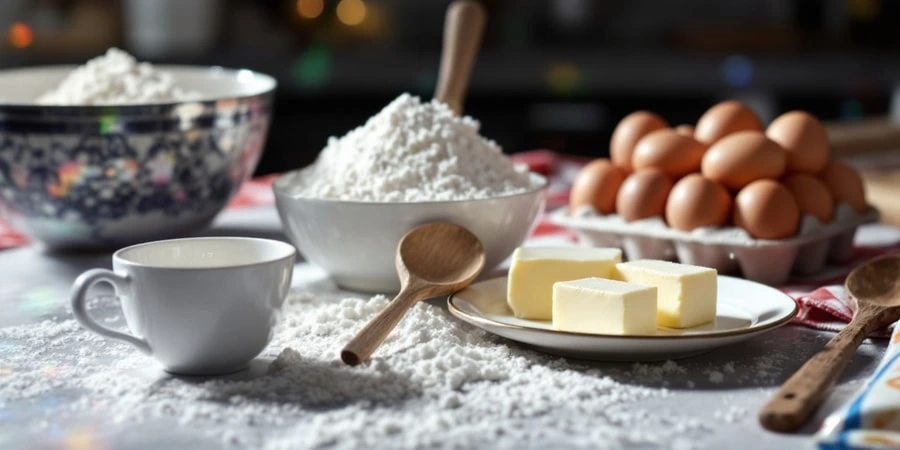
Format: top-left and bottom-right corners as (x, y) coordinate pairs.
(70, 237), (297, 375)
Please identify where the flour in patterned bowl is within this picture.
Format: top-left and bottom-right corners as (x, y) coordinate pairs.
(0, 49), (276, 250)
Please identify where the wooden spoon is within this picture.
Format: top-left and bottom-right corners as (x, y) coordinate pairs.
(759, 254), (900, 432)
(341, 222), (486, 366)
(434, 0), (487, 116)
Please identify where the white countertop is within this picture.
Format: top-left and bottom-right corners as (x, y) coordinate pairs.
(0, 206), (894, 450)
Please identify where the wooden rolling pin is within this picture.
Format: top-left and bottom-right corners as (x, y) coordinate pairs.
(827, 118), (900, 157)
(861, 169), (900, 226)
(826, 118), (900, 226)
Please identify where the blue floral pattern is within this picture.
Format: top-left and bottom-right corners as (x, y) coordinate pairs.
(0, 95), (272, 249)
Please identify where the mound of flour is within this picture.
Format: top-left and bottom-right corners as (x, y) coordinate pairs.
(283, 93), (536, 202)
(0, 288), (723, 449)
(37, 48), (201, 105)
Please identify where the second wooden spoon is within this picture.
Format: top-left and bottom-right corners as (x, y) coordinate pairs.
(759, 254), (900, 432)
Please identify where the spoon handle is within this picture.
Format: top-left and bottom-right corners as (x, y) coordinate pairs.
(341, 286), (428, 366)
(434, 0), (486, 116)
(758, 308), (882, 432)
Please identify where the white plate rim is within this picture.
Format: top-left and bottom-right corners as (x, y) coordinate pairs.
(447, 275), (799, 340)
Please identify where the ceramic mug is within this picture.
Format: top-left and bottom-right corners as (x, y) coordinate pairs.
(70, 236), (297, 375)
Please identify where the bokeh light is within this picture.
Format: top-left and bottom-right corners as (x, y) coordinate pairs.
(337, 0), (367, 26)
(17, 286), (60, 315)
(721, 54), (754, 88)
(8, 22), (32, 49)
(847, 0), (879, 19)
(546, 63), (582, 96)
(64, 427), (107, 450)
(353, 1), (386, 36)
(296, 0), (324, 19)
(291, 44), (333, 89)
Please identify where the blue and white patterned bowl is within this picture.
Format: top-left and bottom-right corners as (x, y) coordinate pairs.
(0, 66), (275, 250)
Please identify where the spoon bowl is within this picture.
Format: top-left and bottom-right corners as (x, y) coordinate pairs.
(397, 222), (486, 286)
(845, 255), (900, 307)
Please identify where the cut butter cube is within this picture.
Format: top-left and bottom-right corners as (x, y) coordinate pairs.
(507, 247), (622, 320)
(552, 278), (657, 335)
(614, 259), (717, 328)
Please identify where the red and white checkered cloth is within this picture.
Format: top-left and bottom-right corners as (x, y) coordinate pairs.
(3, 150), (899, 335)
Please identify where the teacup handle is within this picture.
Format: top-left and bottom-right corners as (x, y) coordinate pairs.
(70, 269), (151, 355)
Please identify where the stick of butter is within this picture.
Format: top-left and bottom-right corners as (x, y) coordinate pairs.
(614, 259), (717, 328)
(507, 247), (622, 320)
(552, 277), (657, 335)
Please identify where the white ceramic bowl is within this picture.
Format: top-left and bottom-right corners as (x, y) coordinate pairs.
(273, 173), (548, 293)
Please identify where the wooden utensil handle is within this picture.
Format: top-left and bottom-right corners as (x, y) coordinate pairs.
(758, 309), (880, 432)
(434, 0), (486, 116)
(341, 287), (426, 366)
(826, 118), (900, 157)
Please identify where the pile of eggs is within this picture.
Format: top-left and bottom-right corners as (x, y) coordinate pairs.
(570, 101), (868, 240)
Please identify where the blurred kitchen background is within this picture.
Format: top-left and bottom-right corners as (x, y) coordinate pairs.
(1, 0), (899, 177)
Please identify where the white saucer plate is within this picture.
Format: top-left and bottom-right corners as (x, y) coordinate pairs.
(448, 276), (798, 361)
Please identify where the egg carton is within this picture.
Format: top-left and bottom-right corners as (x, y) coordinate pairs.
(547, 204), (879, 285)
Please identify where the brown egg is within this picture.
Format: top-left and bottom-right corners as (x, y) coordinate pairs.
(616, 168), (674, 222)
(631, 129), (707, 178)
(675, 124), (694, 136)
(766, 111), (830, 174)
(665, 174), (732, 231)
(701, 131), (787, 190)
(694, 100), (764, 144)
(569, 158), (627, 214)
(734, 180), (800, 239)
(819, 160), (868, 214)
(610, 111), (668, 172)
(782, 173), (834, 223)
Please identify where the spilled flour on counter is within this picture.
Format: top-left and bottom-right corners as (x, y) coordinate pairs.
(282, 93), (537, 202)
(0, 287), (788, 448)
(36, 48), (201, 105)
(0, 288), (723, 450)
